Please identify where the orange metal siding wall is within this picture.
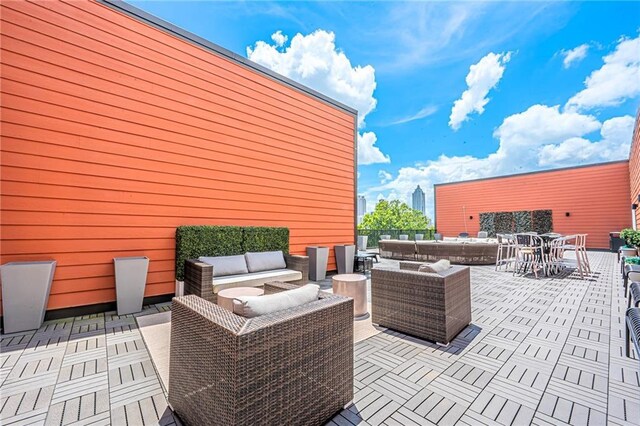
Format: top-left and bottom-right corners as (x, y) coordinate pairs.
(629, 112), (640, 229)
(435, 162), (630, 249)
(0, 0), (356, 312)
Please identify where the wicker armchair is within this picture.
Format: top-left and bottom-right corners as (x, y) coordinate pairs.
(184, 254), (309, 304)
(371, 261), (471, 345)
(169, 282), (354, 426)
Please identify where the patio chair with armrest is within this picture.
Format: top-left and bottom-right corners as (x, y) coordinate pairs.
(168, 282), (354, 426)
(371, 261), (471, 345)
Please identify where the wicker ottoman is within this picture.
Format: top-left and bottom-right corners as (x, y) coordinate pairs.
(332, 274), (367, 317)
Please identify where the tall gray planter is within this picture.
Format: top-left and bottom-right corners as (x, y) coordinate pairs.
(1, 260), (56, 333)
(114, 256), (149, 316)
(334, 244), (355, 274)
(306, 246), (329, 281)
(357, 235), (368, 251)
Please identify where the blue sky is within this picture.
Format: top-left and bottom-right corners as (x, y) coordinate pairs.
(131, 1), (640, 218)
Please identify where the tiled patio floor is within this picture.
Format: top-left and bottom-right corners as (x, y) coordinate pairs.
(1, 252), (639, 425)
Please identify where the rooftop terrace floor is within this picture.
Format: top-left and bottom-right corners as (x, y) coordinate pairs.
(1, 251), (638, 425)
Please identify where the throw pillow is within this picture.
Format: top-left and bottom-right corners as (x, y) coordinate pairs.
(244, 251), (287, 272)
(198, 255), (248, 277)
(232, 284), (320, 318)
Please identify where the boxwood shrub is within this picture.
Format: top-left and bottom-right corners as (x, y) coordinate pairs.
(175, 225), (243, 281)
(175, 225), (291, 280)
(532, 210), (553, 235)
(479, 213), (495, 237)
(243, 226), (289, 254)
(513, 211), (531, 233)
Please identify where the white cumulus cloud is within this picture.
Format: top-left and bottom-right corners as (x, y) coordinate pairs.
(539, 115), (635, 167)
(247, 29), (377, 127)
(270, 30), (288, 47)
(359, 132), (390, 165)
(247, 30), (389, 165)
(566, 35), (640, 110)
(560, 44), (589, 68)
(378, 170), (393, 184)
(370, 105), (632, 218)
(449, 51), (511, 130)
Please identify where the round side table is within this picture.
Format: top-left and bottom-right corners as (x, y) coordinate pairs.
(217, 287), (264, 312)
(332, 273), (367, 317)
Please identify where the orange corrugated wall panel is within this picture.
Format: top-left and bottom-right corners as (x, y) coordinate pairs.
(0, 0), (356, 313)
(435, 162), (631, 249)
(628, 112), (640, 229)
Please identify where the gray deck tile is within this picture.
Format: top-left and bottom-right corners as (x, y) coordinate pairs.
(2, 254), (640, 426)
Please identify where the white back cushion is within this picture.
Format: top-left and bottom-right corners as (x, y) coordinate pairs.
(198, 255), (248, 277)
(244, 251), (286, 272)
(232, 284), (320, 318)
(418, 259), (451, 273)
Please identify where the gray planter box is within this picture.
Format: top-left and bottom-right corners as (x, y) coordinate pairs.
(306, 246), (329, 281)
(334, 244), (355, 274)
(357, 236), (368, 251)
(114, 256), (149, 316)
(1, 261), (56, 333)
(415, 234), (424, 241)
(399, 234), (409, 240)
(621, 247), (637, 258)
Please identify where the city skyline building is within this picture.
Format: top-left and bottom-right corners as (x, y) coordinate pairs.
(412, 185), (426, 216)
(357, 195), (366, 224)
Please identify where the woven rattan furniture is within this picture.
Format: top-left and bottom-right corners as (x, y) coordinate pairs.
(415, 241), (497, 265)
(184, 254), (308, 304)
(371, 261), (471, 345)
(217, 286), (264, 311)
(332, 274), (368, 317)
(623, 264), (640, 296)
(378, 240), (416, 260)
(629, 282), (640, 308)
(169, 282), (354, 426)
(625, 307), (640, 361)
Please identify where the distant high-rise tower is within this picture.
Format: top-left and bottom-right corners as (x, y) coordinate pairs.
(412, 185), (426, 216)
(357, 195), (366, 224)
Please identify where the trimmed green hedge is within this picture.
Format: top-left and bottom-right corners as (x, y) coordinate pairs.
(175, 226), (244, 281)
(175, 225), (291, 280)
(242, 226), (289, 254)
(479, 213), (495, 237)
(513, 211), (531, 233)
(532, 210), (553, 235)
(479, 209), (553, 236)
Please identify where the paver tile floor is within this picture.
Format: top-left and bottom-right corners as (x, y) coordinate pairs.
(1, 251), (638, 425)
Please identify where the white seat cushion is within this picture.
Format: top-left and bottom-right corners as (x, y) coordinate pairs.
(245, 251), (287, 272)
(212, 269), (302, 293)
(232, 284), (320, 318)
(199, 255), (248, 277)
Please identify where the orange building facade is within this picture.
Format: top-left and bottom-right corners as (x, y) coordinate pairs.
(0, 1), (357, 315)
(435, 161), (632, 249)
(629, 114), (640, 229)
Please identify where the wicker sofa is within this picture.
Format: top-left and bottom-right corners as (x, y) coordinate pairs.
(416, 241), (497, 265)
(371, 261), (471, 344)
(184, 255), (308, 304)
(169, 282), (354, 426)
(378, 240), (417, 260)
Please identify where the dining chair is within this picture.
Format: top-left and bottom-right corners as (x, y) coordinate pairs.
(513, 234), (545, 278)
